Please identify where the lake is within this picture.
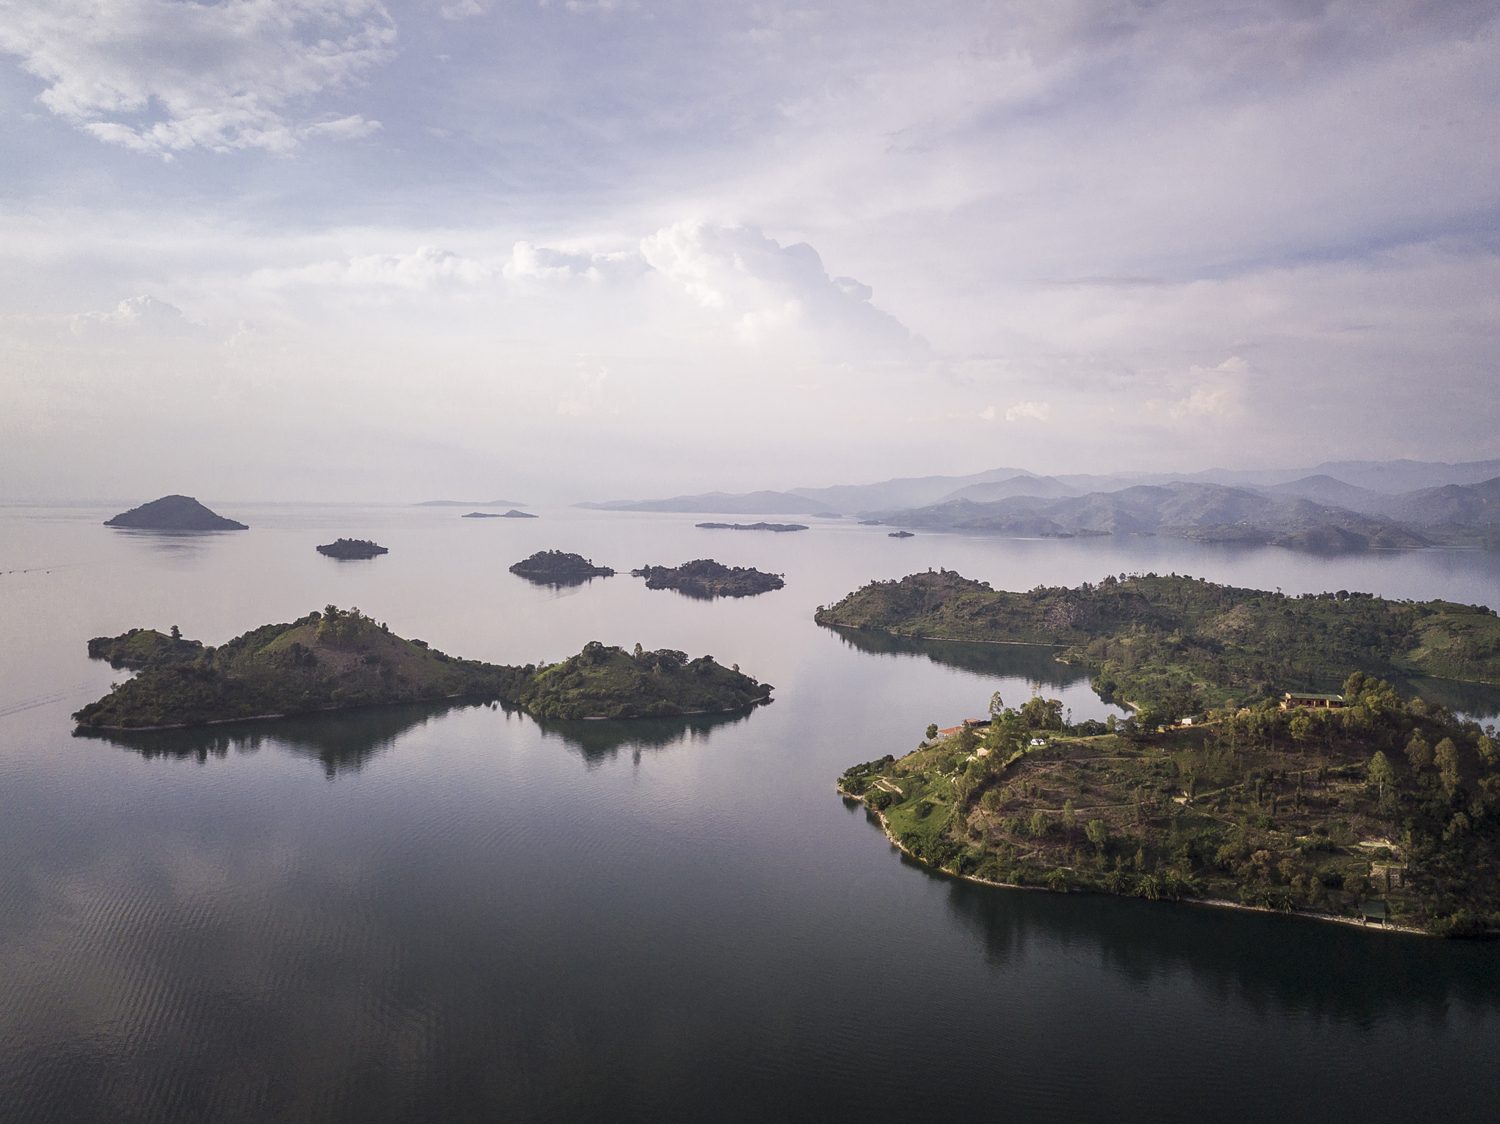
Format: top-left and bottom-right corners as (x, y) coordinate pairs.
(2, 504), (1498, 1121)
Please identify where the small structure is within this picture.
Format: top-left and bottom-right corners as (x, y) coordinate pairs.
(1357, 900), (1389, 927)
(937, 717), (991, 738)
(1280, 691), (1345, 710)
(1028, 737), (1048, 748)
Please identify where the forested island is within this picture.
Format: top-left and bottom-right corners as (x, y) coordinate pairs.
(696, 521), (808, 533)
(316, 538), (388, 559)
(840, 676), (1500, 935)
(816, 570), (1500, 722)
(104, 495), (247, 531)
(508, 550), (615, 584)
(631, 559), (785, 599)
(823, 570), (1500, 934)
(73, 608), (771, 730)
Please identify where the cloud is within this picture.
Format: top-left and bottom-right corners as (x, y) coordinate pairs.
(440, 0), (486, 19)
(1163, 357), (1249, 422)
(69, 294), (201, 337)
(252, 246), (494, 290)
(502, 241), (644, 284)
(0, 0), (395, 155)
(1003, 400), (1051, 423)
(639, 220), (918, 352)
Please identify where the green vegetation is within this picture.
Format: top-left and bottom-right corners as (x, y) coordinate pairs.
(816, 570), (1500, 720)
(75, 609), (771, 730)
(631, 558), (785, 599)
(515, 641), (772, 719)
(840, 675), (1500, 935)
(316, 538), (388, 559)
(508, 550), (615, 584)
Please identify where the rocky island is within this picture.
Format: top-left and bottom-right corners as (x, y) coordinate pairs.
(104, 495), (248, 531)
(888, 530), (915, 538)
(695, 521), (808, 533)
(316, 538), (388, 560)
(73, 608), (771, 730)
(508, 550), (615, 585)
(631, 559), (785, 599)
(464, 509), (535, 519)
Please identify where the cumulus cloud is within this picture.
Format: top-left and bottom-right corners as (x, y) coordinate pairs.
(639, 220), (918, 352)
(69, 294), (201, 337)
(1163, 357), (1249, 422)
(1003, 400), (1051, 423)
(0, 0), (395, 155)
(502, 241), (644, 283)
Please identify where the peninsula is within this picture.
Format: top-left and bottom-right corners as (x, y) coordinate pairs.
(508, 550), (615, 584)
(74, 608), (771, 730)
(631, 559), (785, 599)
(839, 675), (1500, 936)
(316, 538), (388, 559)
(104, 495), (247, 531)
(695, 521), (808, 533)
(816, 570), (1500, 721)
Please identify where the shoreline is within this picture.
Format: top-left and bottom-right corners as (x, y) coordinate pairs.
(837, 786), (1435, 938)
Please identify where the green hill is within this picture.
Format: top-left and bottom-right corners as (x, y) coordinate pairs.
(74, 609), (770, 730)
(816, 570), (1500, 719)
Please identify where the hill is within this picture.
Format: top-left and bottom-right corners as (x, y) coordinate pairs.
(936, 474), (1080, 504)
(815, 570), (1500, 718)
(514, 642), (772, 719)
(74, 609), (772, 730)
(578, 490), (819, 515)
(316, 538), (388, 559)
(104, 495), (247, 531)
(839, 675), (1500, 935)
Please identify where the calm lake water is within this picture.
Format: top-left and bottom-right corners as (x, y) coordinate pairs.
(2, 504), (1498, 1122)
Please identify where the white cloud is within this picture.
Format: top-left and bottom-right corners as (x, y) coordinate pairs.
(0, 0), (395, 155)
(69, 294), (200, 337)
(440, 0), (485, 19)
(639, 220), (918, 353)
(1004, 400), (1051, 423)
(252, 246), (494, 290)
(556, 364), (609, 416)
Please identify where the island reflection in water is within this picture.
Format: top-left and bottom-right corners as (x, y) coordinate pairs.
(74, 700), (478, 777)
(531, 708), (752, 765)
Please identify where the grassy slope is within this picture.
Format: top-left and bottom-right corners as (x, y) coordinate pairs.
(841, 683), (1500, 935)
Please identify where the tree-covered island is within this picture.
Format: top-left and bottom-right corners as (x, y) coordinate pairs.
(316, 538), (388, 559)
(695, 521), (808, 533)
(823, 571), (1500, 934)
(508, 550), (615, 585)
(631, 559), (785, 599)
(73, 608), (771, 730)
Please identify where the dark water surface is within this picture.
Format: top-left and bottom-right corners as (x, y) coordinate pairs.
(2, 505), (1498, 1121)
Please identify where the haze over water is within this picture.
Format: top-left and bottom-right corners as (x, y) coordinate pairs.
(2, 504), (1499, 1121)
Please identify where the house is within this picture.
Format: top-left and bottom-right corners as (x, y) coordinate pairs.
(936, 717), (992, 739)
(1028, 737), (1048, 748)
(1280, 691), (1345, 710)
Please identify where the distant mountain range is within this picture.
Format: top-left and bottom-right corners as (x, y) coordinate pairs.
(578, 458), (1500, 551)
(417, 498), (526, 508)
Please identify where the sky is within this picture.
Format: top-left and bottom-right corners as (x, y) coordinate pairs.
(0, 0), (1497, 503)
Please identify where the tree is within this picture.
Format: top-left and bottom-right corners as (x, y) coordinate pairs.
(925, 723), (939, 741)
(1366, 750), (1395, 801)
(169, 624), (181, 640)
(1478, 735), (1497, 769)
(1029, 810), (1049, 838)
(1434, 738), (1461, 799)
(1085, 819), (1109, 853)
(1062, 799), (1077, 834)
(988, 690), (1006, 718)
(1405, 731), (1433, 771)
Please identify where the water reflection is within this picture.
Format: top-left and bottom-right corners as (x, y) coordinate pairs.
(935, 847), (1500, 1023)
(74, 700), (471, 777)
(1392, 675), (1500, 723)
(509, 572), (612, 590)
(823, 625), (1086, 690)
(531, 709), (751, 766)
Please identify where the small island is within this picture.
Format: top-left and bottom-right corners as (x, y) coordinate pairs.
(695, 521), (808, 533)
(508, 550), (615, 585)
(462, 512), (503, 519)
(515, 641), (772, 719)
(105, 495), (248, 531)
(631, 559), (785, 599)
(74, 609), (772, 730)
(316, 538), (388, 560)
(888, 530), (915, 538)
